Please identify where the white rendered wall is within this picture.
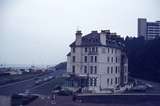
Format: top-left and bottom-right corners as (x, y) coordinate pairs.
(67, 45), (128, 92)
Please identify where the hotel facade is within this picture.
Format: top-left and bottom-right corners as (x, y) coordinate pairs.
(66, 30), (128, 93)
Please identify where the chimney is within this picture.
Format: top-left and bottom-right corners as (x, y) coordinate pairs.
(100, 30), (106, 45)
(75, 30), (82, 45)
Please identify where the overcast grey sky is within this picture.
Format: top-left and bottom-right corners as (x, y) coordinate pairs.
(0, 0), (160, 65)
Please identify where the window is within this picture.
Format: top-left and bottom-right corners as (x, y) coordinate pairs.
(85, 48), (87, 52)
(116, 57), (118, 63)
(111, 57), (113, 63)
(90, 66), (93, 74)
(115, 66), (118, 74)
(84, 56), (87, 62)
(111, 78), (113, 85)
(115, 77), (118, 84)
(92, 47), (95, 52)
(111, 67), (113, 74)
(91, 56), (93, 62)
(94, 66), (97, 74)
(107, 67), (110, 74)
(95, 56), (97, 62)
(94, 78), (97, 86)
(72, 56), (75, 62)
(107, 57), (110, 62)
(90, 78), (93, 86)
(72, 48), (75, 53)
(84, 66), (87, 73)
(72, 65), (75, 73)
(107, 79), (109, 85)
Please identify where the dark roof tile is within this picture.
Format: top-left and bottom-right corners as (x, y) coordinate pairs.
(70, 31), (125, 50)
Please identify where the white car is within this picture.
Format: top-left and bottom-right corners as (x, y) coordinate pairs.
(35, 79), (42, 84)
(43, 77), (49, 81)
(145, 83), (153, 88)
(48, 76), (53, 79)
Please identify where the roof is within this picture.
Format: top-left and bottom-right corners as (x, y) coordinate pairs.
(70, 31), (125, 49)
(67, 52), (71, 56)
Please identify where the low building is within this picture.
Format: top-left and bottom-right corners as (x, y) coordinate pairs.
(66, 30), (128, 93)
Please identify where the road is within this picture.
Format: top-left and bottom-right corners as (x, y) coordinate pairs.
(0, 69), (65, 96)
(1, 70), (160, 96)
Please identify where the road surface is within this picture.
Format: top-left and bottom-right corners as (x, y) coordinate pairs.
(0, 69), (65, 96)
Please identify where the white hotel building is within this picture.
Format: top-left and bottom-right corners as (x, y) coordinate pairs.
(66, 30), (128, 93)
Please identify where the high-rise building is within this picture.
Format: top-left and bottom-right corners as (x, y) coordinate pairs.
(138, 18), (160, 40)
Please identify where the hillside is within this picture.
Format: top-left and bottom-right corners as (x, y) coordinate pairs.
(125, 37), (160, 82)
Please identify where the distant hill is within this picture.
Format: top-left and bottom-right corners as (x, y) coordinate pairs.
(125, 36), (160, 82)
(47, 62), (67, 77)
(55, 62), (67, 70)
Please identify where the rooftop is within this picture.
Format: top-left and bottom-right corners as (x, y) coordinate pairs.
(70, 30), (125, 49)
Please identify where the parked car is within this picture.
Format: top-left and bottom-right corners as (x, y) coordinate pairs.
(35, 79), (42, 85)
(48, 76), (54, 79)
(43, 77), (48, 81)
(145, 83), (153, 89)
(57, 89), (73, 96)
(130, 85), (147, 92)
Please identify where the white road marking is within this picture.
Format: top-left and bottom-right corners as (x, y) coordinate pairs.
(30, 79), (55, 91)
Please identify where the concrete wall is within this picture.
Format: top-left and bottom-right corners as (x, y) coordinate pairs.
(76, 94), (160, 103)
